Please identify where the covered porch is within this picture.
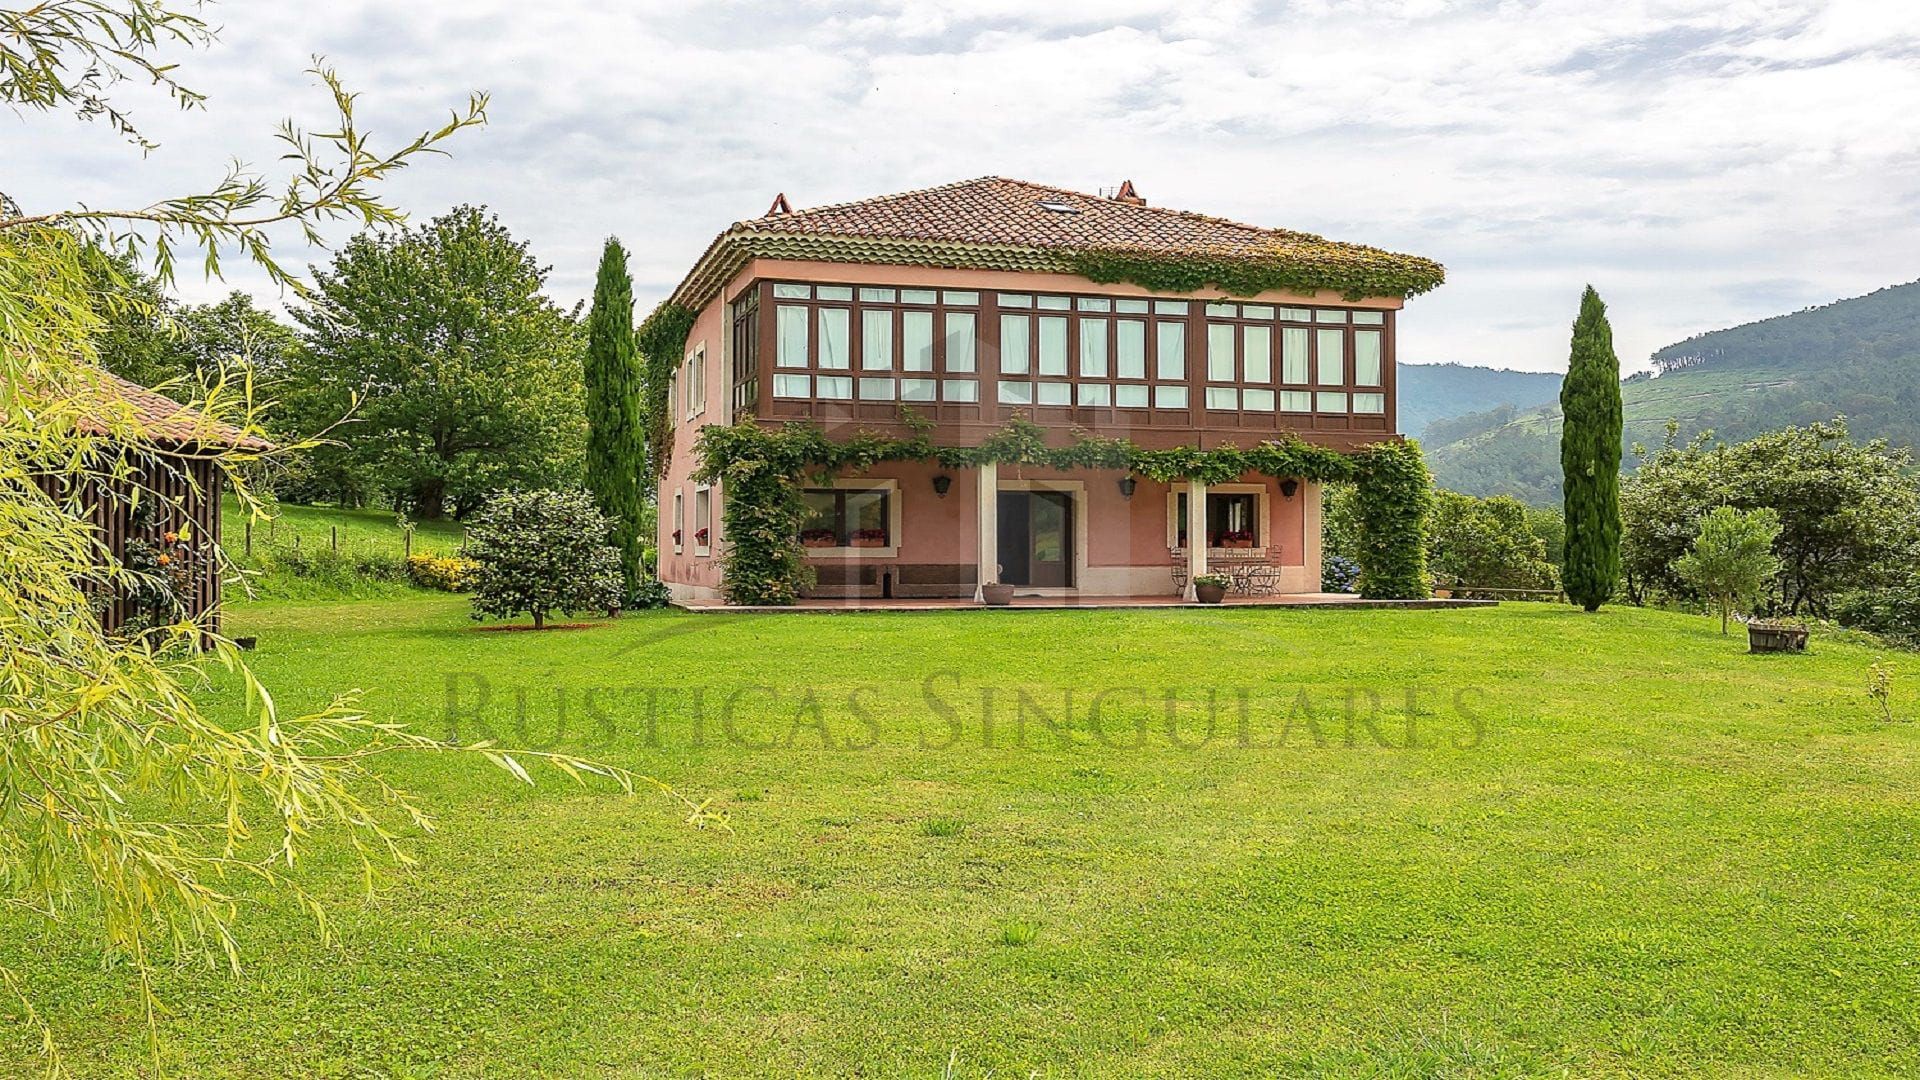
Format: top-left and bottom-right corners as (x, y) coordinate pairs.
(676, 592), (1494, 613)
(793, 459), (1324, 602)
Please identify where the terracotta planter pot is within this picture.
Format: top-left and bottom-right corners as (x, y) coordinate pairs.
(1221, 539), (1252, 549)
(1748, 624), (1809, 653)
(981, 583), (1016, 606)
(850, 538), (886, 549)
(1194, 582), (1227, 604)
(802, 538), (837, 549)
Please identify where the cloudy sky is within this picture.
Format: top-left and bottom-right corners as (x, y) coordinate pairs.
(10, 0), (1920, 373)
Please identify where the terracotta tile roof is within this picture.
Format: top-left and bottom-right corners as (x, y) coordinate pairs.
(742, 176), (1315, 253)
(667, 176), (1443, 309)
(78, 371), (275, 452)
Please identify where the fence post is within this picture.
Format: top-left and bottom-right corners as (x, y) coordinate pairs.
(245, 519), (252, 557)
(405, 526), (413, 559)
(331, 525), (338, 553)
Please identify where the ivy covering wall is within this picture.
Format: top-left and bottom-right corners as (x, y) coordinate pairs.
(694, 415), (1433, 606)
(1348, 438), (1433, 599)
(1062, 244), (1446, 303)
(636, 302), (696, 478)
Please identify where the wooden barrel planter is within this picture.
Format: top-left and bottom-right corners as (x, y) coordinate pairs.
(1748, 623), (1809, 653)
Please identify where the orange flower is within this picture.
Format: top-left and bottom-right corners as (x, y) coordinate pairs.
(156, 554), (171, 566)
(163, 531), (178, 543)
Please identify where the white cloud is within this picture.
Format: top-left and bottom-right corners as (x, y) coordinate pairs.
(6, 0), (1919, 373)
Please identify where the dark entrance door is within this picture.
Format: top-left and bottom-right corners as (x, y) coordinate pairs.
(996, 490), (1073, 587)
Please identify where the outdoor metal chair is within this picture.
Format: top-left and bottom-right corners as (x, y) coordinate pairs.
(1245, 564), (1281, 595)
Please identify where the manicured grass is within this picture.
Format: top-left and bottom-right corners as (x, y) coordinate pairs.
(4, 599), (1917, 1076)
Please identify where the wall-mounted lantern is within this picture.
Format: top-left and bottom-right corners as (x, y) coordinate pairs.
(1117, 476), (1138, 500)
(932, 474), (953, 498)
(1279, 478), (1300, 499)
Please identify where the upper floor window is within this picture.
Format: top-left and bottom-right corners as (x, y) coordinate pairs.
(762, 281), (1391, 419)
(769, 283), (980, 404)
(731, 289), (759, 416)
(684, 344), (706, 419)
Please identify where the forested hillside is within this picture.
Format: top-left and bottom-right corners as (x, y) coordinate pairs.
(1428, 279), (1920, 504)
(1397, 362), (1563, 439)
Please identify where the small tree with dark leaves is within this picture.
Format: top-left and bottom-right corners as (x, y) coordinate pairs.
(1675, 506), (1782, 634)
(467, 490), (623, 628)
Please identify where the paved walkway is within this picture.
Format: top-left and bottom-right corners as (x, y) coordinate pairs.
(674, 593), (1497, 614)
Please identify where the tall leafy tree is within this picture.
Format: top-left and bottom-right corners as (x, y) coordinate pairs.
(1560, 286), (1623, 610)
(173, 290), (299, 385)
(1622, 420), (1918, 612)
(584, 237), (646, 596)
(285, 206), (585, 518)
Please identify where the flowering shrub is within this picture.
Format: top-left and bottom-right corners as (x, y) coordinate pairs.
(406, 553), (479, 592)
(1321, 554), (1361, 593)
(466, 489), (623, 628)
(120, 502), (204, 634)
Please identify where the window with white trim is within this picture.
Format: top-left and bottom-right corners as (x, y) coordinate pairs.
(693, 487), (712, 556)
(684, 345), (706, 419)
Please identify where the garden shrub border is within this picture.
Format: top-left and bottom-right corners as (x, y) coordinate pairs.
(694, 414), (1431, 605)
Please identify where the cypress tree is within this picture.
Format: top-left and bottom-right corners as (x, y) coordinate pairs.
(584, 237), (646, 600)
(1560, 285), (1624, 611)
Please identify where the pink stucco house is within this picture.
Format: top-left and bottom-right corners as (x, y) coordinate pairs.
(654, 177), (1442, 604)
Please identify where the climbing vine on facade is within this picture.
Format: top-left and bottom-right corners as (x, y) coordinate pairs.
(637, 301), (697, 478)
(1062, 243), (1446, 303)
(694, 415), (1434, 606)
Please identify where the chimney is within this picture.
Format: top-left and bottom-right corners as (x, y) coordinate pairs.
(765, 192), (793, 216)
(1113, 179), (1145, 206)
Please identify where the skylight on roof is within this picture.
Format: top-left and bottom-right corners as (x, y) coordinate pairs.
(1036, 200), (1081, 214)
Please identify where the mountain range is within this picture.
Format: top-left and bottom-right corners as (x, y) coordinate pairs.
(1411, 278), (1920, 505)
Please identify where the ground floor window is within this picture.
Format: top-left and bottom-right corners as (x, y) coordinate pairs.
(800, 488), (891, 548)
(1174, 492), (1260, 547)
(694, 487), (712, 555)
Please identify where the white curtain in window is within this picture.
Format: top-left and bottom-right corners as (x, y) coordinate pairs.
(903, 310), (934, 372)
(1116, 319), (1146, 379)
(1354, 330), (1383, 386)
(1156, 322), (1186, 380)
(818, 309), (850, 370)
(1316, 329), (1344, 385)
(946, 313), (977, 372)
(1079, 317), (1108, 377)
(1282, 327), (1309, 383)
(1038, 316), (1068, 376)
(1207, 324), (1235, 382)
(1000, 314), (1030, 374)
(776, 305), (808, 368)
(862, 309), (893, 370)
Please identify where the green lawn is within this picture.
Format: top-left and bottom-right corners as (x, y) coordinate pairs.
(5, 599), (1917, 1077)
(221, 496), (469, 601)
(221, 495), (468, 561)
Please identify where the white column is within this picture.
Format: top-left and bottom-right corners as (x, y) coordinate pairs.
(974, 461), (998, 602)
(1184, 478), (1206, 601)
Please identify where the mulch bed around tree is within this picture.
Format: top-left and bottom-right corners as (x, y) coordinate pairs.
(470, 622), (610, 632)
